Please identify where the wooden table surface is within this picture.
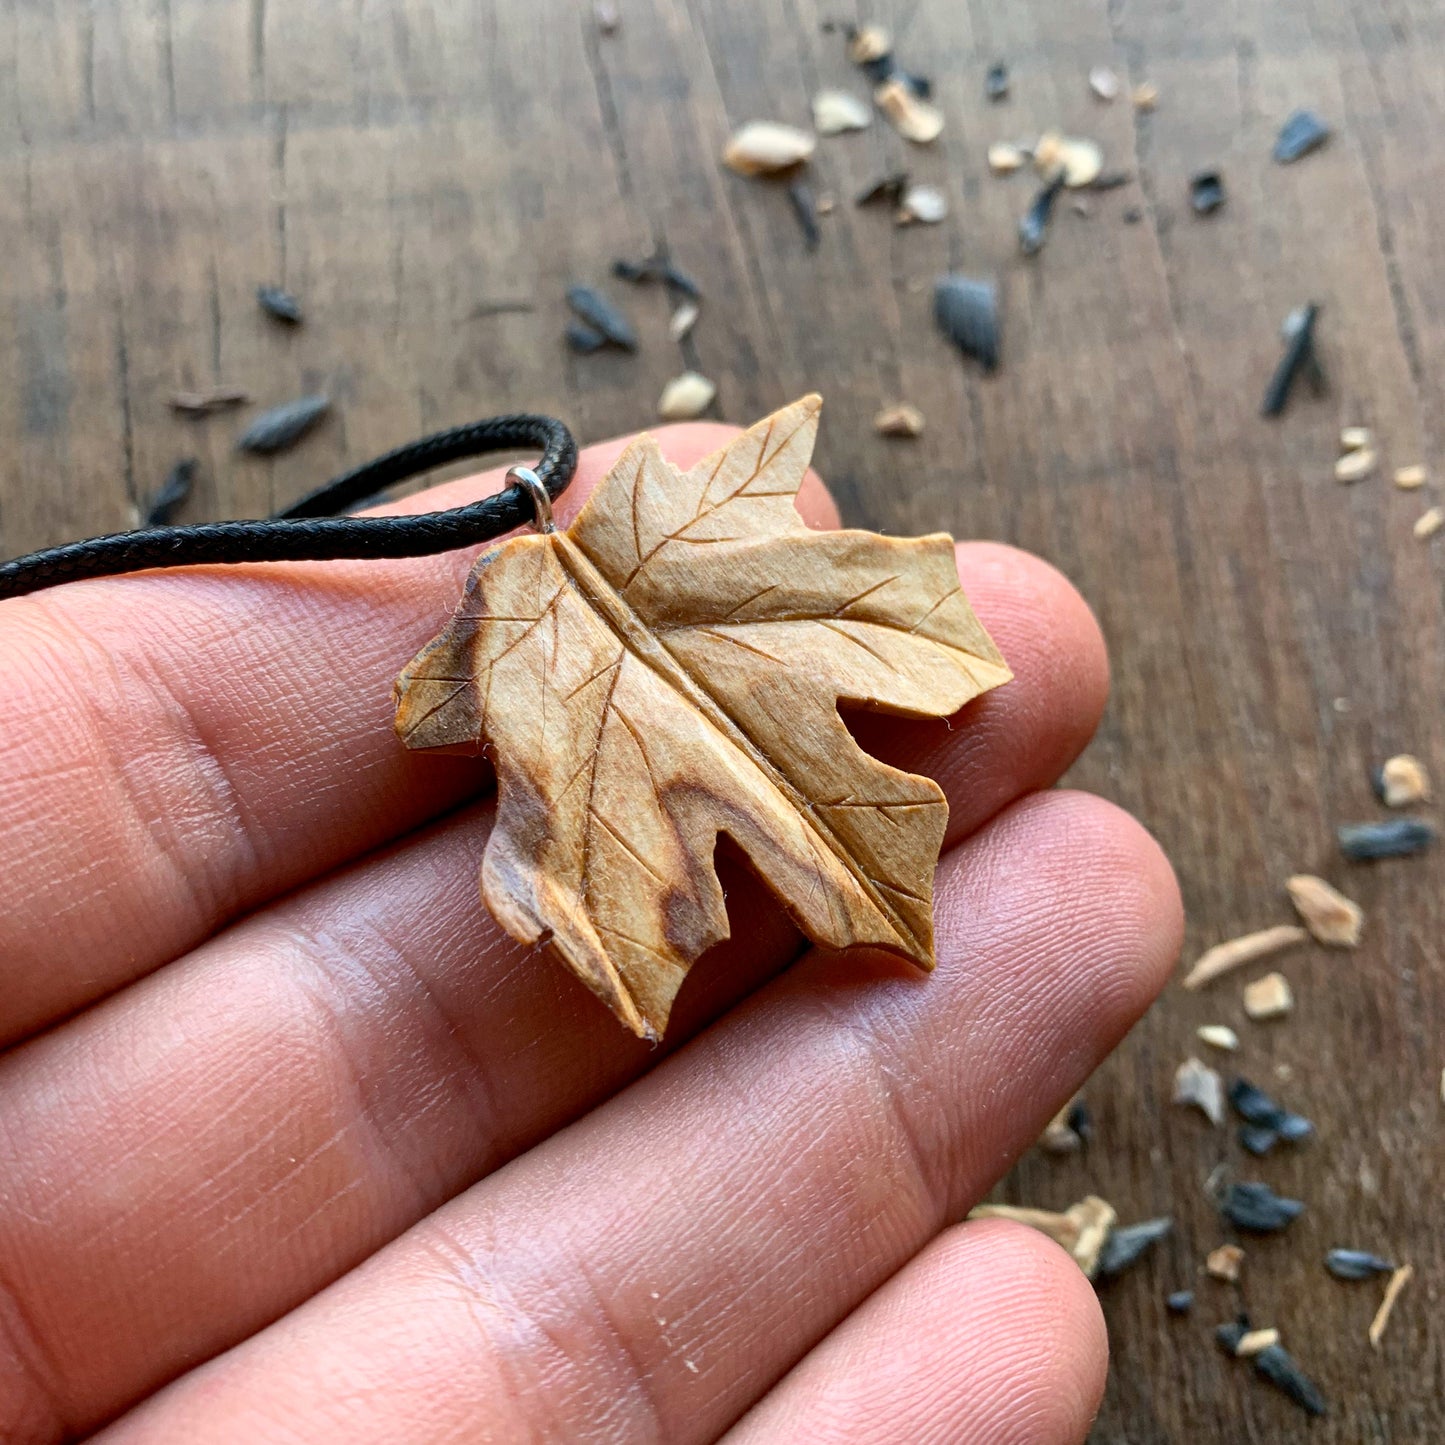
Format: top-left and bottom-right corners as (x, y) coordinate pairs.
(3, 0), (1441, 1438)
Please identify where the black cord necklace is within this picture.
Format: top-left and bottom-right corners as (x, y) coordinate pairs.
(0, 413), (578, 602)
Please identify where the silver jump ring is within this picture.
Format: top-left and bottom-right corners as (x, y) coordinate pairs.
(507, 465), (555, 534)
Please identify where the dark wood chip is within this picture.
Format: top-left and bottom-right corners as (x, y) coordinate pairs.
(565, 321), (609, 353)
(1019, 176), (1064, 255)
(1166, 1289), (1194, 1315)
(1325, 1248), (1396, 1281)
(1261, 301), (1321, 416)
(256, 285), (303, 324)
(1097, 1217), (1172, 1278)
(1254, 1345), (1327, 1416)
(143, 459), (197, 527)
(933, 274), (1000, 372)
(610, 256), (701, 297)
(985, 61), (1009, 101)
(1338, 819), (1436, 860)
(235, 394), (330, 454)
(1220, 1181), (1305, 1233)
(1273, 109), (1331, 163)
(856, 171), (910, 207)
(1190, 170), (1226, 215)
(788, 178), (821, 251)
(1088, 169), (1132, 191)
(564, 284), (638, 349)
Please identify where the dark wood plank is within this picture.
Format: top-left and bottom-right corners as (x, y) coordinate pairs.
(1, 0), (1440, 1438)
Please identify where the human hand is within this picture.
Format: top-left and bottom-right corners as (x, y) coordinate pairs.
(0, 425), (1181, 1443)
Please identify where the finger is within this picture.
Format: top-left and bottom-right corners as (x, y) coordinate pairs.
(0, 544), (1104, 1438)
(724, 1221), (1107, 1445)
(100, 792), (1180, 1444)
(0, 422), (838, 1047)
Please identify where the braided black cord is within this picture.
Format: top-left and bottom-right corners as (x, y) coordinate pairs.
(0, 414), (578, 602)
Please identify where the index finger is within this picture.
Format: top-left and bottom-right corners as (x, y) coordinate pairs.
(0, 423), (841, 1047)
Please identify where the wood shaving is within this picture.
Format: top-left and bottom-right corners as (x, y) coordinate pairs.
(1132, 81), (1159, 110)
(969, 1195), (1117, 1278)
(1089, 66), (1120, 101)
(1335, 447), (1377, 483)
(1197, 1024), (1240, 1052)
(1173, 1056), (1225, 1126)
(1340, 425), (1373, 451)
(1377, 754), (1431, 807)
(873, 403), (925, 438)
(723, 122), (816, 175)
(1369, 1263), (1413, 1348)
(1286, 874), (1363, 947)
(657, 372), (717, 420)
(1394, 464), (1427, 489)
(1237, 1327), (1281, 1357)
(812, 89), (872, 135)
(847, 24), (892, 64)
(988, 142), (1027, 174)
(168, 385), (250, 414)
(1033, 131), (1104, 187)
(1182, 924), (1307, 990)
(668, 301), (700, 342)
(1207, 1243), (1245, 1282)
(875, 78), (944, 143)
(1243, 971), (1294, 1020)
(1414, 506), (1444, 540)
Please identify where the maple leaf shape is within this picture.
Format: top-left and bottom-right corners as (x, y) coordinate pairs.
(394, 396), (1012, 1039)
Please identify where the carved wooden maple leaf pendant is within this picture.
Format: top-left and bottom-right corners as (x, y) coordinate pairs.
(394, 395), (1011, 1039)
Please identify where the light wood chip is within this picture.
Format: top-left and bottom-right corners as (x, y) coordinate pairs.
(1369, 1264), (1413, 1348)
(1414, 506), (1444, 540)
(1243, 971), (1294, 1020)
(1207, 1243), (1245, 1282)
(1286, 874), (1363, 947)
(1236, 1327), (1280, 1357)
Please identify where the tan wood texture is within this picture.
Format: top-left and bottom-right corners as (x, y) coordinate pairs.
(3, 0), (1442, 1437)
(396, 396), (1009, 1038)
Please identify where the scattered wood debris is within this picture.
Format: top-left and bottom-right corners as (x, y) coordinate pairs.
(236, 394), (330, 454)
(1198, 1024), (1240, 1052)
(988, 141), (1027, 174)
(847, 23), (891, 65)
(1414, 506), (1444, 540)
(723, 122), (815, 175)
(1167, 1289), (1194, 1314)
(1034, 131), (1104, 187)
(1207, 1243), (1245, 1282)
(1182, 924), (1307, 990)
(1173, 1056), (1225, 1126)
(1220, 1181), (1304, 1233)
(1132, 81), (1159, 110)
(1325, 1248), (1395, 1281)
(934, 274), (1000, 372)
(812, 89), (872, 135)
(1236, 1326), (1280, 1357)
(1190, 170), (1225, 215)
(1089, 66), (1120, 101)
(1375, 755), (1431, 807)
(788, 178), (822, 249)
(1394, 463), (1427, 489)
(1338, 819), (1436, 860)
(169, 385), (250, 414)
(985, 61), (1009, 102)
(875, 78), (944, 143)
(143, 459), (197, 527)
(1274, 109), (1331, 163)
(657, 372), (717, 420)
(1286, 874), (1363, 946)
(1261, 302), (1323, 417)
(565, 284), (637, 349)
(668, 301), (700, 342)
(1097, 1217), (1172, 1279)
(1369, 1264), (1413, 1348)
(1243, 971), (1293, 1020)
(873, 403), (925, 438)
(256, 284), (302, 324)
(1019, 177), (1064, 256)
(898, 184), (947, 224)
(969, 1195), (1117, 1277)
(1254, 1343), (1328, 1416)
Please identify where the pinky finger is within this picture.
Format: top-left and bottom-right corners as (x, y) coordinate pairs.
(724, 1220), (1107, 1445)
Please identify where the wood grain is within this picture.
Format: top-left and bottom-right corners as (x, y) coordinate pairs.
(2, 0), (1442, 1436)
(395, 396), (1009, 1038)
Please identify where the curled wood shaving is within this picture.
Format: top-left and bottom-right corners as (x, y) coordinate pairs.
(1207, 1243), (1245, 1282)
(1378, 754), (1431, 807)
(1369, 1263), (1413, 1348)
(1237, 1326), (1281, 1357)
(1182, 924), (1307, 990)
(1243, 971), (1294, 1020)
(1286, 874), (1363, 947)
(969, 1195), (1117, 1278)
(723, 122), (816, 175)
(873, 403), (925, 437)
